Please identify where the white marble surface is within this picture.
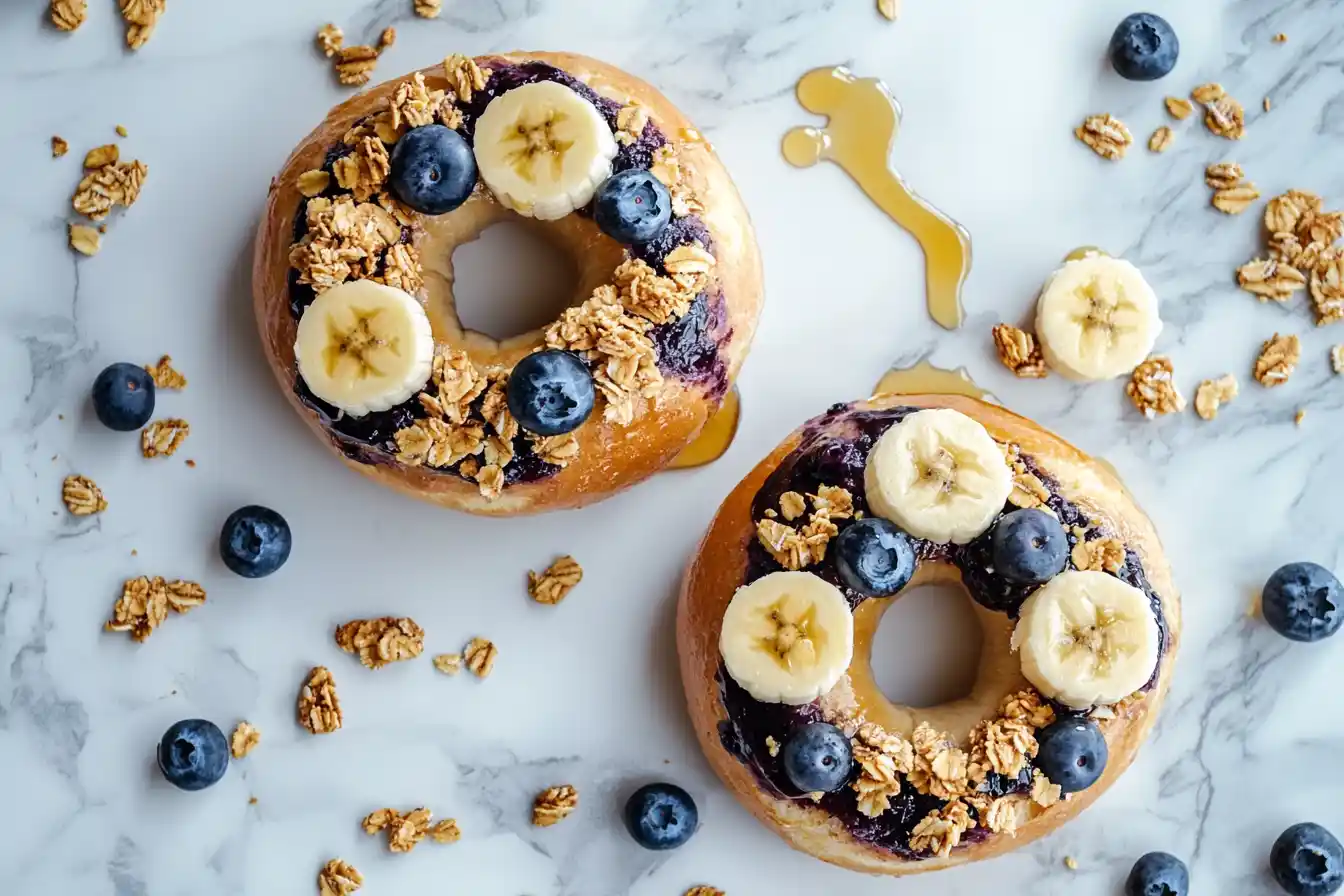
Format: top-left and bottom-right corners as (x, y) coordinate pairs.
(3, 1), (1343, 893)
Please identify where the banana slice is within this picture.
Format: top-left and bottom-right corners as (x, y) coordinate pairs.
(294, 280), (434, 418)
(1012, 570), (1160, 709)
(864, 408), (1013, 545)
(472, 81), (618, 221)
(1034, 254), (1162, 381)
(719, 571), (854, 705)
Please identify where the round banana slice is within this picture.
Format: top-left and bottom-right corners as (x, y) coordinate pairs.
(719, 571), (855, 705)
(1034, 254), (1162, 381)
(473, 81), (618, 221)
(1011, 570), (1160, 709)
(294, 280), (434, 418)
(864, 408), (1013, 545)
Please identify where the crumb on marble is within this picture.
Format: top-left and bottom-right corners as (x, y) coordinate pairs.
(528, 555), (583, 605)
(1125, 357), (1185, 418)
(1263, 97), (1272, 112)
(1331, 345), (1344, 374)
(1074, 113), (1132, 160)
(141, 418), (189, 458)
(877, 0), (900, 20)
(62, 474), (107, 515)
(433, 653), (462, 675)
(1253, 333), (1301, 387)
(116, 124), (128, 138)
(1064, 856), (1079, 870)
(414, 0), (442, 18)
(1295, 408), (1307, 426)
(377, 27), (396, 50)
(230, 721), (260, 759)
(1273, 32), (1288, 43)
(51, 136), (69, 157)
(1194, 375), (1238, 421)
(463, 637), (497, 678)
(1147, 126), (1174, 153)
(69, 223), (101, 256)
(532, 785), (579, 826)
(145, 354), (186, 389)
(318, 858), (362, 896)
(1164, 96), (1194, 120)
(316, 23), (343, 57)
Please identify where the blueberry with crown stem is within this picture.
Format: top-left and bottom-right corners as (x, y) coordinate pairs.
(833, 518), (915, 597)
(157, 719), (229, 791)
(623, 783), (698, 850)
(220, 506), (292, 578)
(1271, 823), (1343, 896)
(1126, 851), (1190, 896)
(506, 350), (595, 437)
(1261, 562), (1343, 642)
(1109, 13), (1180, 82)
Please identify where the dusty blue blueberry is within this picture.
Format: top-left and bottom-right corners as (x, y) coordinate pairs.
(506, 350), (595, 437)
(1126, 851), (1190, 896)
(1262, 562), (1343, 643)
(1271, 823), (1344, 896)
(389, 124), (476, 215)
(1035, 719), (1107, 794)
(92, 362), (155, 431)
(157, 719), (229, 791)
(220, 506), (292, 578)
(593, 169), (672, 244)
(623, 783), (698, 850)
(1109, 12), (1180, 81)
(782, 722), (853, 793)
(991, 508), (1069, 584)
(834, 518), (916, 597)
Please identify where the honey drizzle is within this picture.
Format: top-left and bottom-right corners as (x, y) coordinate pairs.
(872, 360), (993, 401)
(668, 386), (741, 470)
(782, 66), (972, 330)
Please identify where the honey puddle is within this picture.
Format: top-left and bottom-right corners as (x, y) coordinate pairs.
(668, 386), (741, 470)
(783, 66), (973, 330)
(871, 360), (993, 401)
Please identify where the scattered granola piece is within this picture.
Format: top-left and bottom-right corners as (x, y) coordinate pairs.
(1295, 408), (1307, 427)
(144, 354), (186, 389)
(335, 617), (425, 669)
(1237, 258), (1306, 303)
(116, 125), (129, 138)
(332, 136), (391, 201)
(1125, 357), (1185, 418)
(362, 808), (402, 835)
(810, 485), (854, 519)
(51, 136), (69, 158)
(1273, 32), (1288, 43)
(1332, 345), (1344, 374)
(119, 0), (165, 49)
(377, 27), (396, 50)
(316, 24), (344, 57)
(1065, 856), (1080, 871)
(475, 463), (504, 500)
(389, 72), (447, 133)
(984, 794), (1031, 836)
(877, 0), (900, 19)
(532, 785), (578, 826)
(297, 169), (331, 198)
(1311, 258), (1344, 324)
(1253, 333), (1301, 386)
(528, 555), (583, 605)
(779, 491), (807, 521)
(615, 104), (650, 146)
(992, 324), (1048, 378)
(1203, 92), (1246, 139)
(432, 653), (462, 675)
(1212, 183), (1261, 215)
(62, 474), (107, 515)
(1204, 162), (1244, 190)
(765, 735), (780, 757)
(1147, 126), (1174, 153)
(1030, 769), (1062, 807)
(230, 721), (260, 759)
(427, 819), (461, 843)
(141, 418), (189, 458)
(1001, 442), (1051, 510)
(1263, 97), (1272, 112)
(317, 859), (363, 896)
(908, 723), (971, 800)
(414, 0), (441, 17)
(851, 722), (915, 818)
(909, 800), (976, 858)
(69, 223), (101, 256)
(1074, 114), (1132, 160)
(50, 0), (87, 31)
(84, 144), (119, 170)
(72, 157), (148, 221)
(335, 45), (380, 86)
(105, 576), (205, 641)
(1071, 537), (1126, 574)
(1164, 96), (1194, 120)
(1191, 82), (1225, 104)
(298, 666), (343, 734)
(463, 637), (497, 677)
(388, 808), (432, 852)
(442, 54), (490, 103)
(1194, 375), (1238, 421)
(528, 432), (580, 467)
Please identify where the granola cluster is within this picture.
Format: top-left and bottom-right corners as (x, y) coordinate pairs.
(1074, 114), (1132, 160)
(650, 145), (705, 218)
(462, 637), (497, 677)
(363, 807), (460, 852)
(909, 799), (976, 858)
(317, 859), (363, 896)
(1125, 356), (1186, 419)
(62, 474), (107, 515)
(298, 666), (343, 735)
(1001, 442), (1051, 511)
(991, 324), (1047, 378)
(1236, 189), (1344, 325)
(72, 144), (148, 223)
(105, 576), (205, 641)
(1253, 333), (1301, 386)
(145, 354), (187, 389)
(754, 485), (852, 570)
(528, 555), (583, 605)
(532, 785), (579, 826)
(1205, 162), (1260, 215)
(851, 722), (915, 817)
(141, 418), (190, 458)
(50, 0), (86, 32)
(1191, 83), (1245, 140)
(335, 617), (425, 669)
(1071, 536), (1126, 573)
(230, 722), (261, 759)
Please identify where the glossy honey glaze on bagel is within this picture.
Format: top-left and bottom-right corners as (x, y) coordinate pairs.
(677, 394), (1180, 875)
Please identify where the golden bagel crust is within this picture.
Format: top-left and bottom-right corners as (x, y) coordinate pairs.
(253, 51), (763, 515)
(677, 393), (1180, 875)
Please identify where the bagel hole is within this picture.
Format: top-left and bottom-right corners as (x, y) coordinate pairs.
(450, 219), (581, 341)
(869, 583), (983, 709)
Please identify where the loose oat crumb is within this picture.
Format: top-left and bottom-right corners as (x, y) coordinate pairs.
(116, 125), (129, 138)
(249, 796), (258, 805)
(684, 888), (725, 896)
(1263, 97), (1272, 112)
(335, 45), (380, 86)
(1065, 856), (1079, 870)
(1074, 114), (1132, 160)
(72, 155), (148, 221)
(1164, 96), (1194, 120)
(298, 666), (343, 735)
(62, 474), (107, 515)
(1071, 537), (1126, 574)
(318, 858), (363, 896)
(316, 24), (344, 57)
(532, 785), (578, 826)
(384, 808), (431, 853)
(1212, 183), (1262, 215)
(377, 27), (396, 50)
(615, 103), (651, 146)
(230, 721), (260, 759)
(51, 136), (69, 158)
(528, 555), (583, 605)
(84, 144), (119, 170)
(145, 354), (186, 389)
(51, 0), (87, 31)
(1193, 83), (1246, 140)
(1194, 375), (1239, 421)
(185, 459), (196, 468)
(1030, 770), (1062, 807)
(1237, 258), (1307, 303)
(1125, 357), (1186, 418)
(141, 418), (189, 458)
(1311, 258), (1344, 325)
(428, 819), (461, 843)
(1331, 345), (1344, 374)
(463, 637), (497, 678)
(104, 576), (205, 641)
(765, 735), (780, 757)
(1253, 333), (1301, 386)
(1147, 126), (1174, 153)
(414, 0), (442, 17)
(779, 491), (807, 521)
(1273, 32), (1288, 43)
(1204, 162), (1244, 190)
(992, 324), (1048, 378)
(69, 223), (101, 256)
(335, 617), (425, 669)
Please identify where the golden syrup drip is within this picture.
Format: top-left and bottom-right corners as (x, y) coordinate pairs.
(669, 386), (741, 470)
(782, 66), (973, 330)
(871, 360), (993, 401)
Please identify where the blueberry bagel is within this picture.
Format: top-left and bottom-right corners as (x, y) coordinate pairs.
(677, 394), (1180, 874)
(253, 52), (762, 514)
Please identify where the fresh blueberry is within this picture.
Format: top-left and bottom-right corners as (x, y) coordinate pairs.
(1262, 562), (1343, 643)
(991, 508), (1069, 585)
(389, 124), (476, 215)
(593, 169), (672, 244)
(1271, 823), (1343, 896)
(1109, 13), (1180, 82)
(1126, 851), (1190, 896)
(91, 362), (155, 431)
(782, 722), (853, 793)
(834, 518), (916, 597)
(1034, 719), (1108, 794)
(157, 719), (229, 791)
(506, 350), (595, 437)
(219, 506), (292, 578)
(623, 782), (698, 850)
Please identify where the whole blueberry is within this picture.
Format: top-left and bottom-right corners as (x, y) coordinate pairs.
(506, 350), (595, 437)
(593, 170), (672, 245)
(1271, 823), (1343, 896)
(1034, 719), (1108, 794)
(1126, 851), (1190, 896)
(834, 518), (916, 597)
(1262, 563), (1343, 642)
(219, 505), (292, 578)
(92, 362), (155, 431)
(1109, 13), (1180, 82)
(389, 124), (476, 215)
(623, 783), (698, 850)
(781, 722), (853, 793)
(157, 719), (229, 791)
(991, 508), (1069, 585)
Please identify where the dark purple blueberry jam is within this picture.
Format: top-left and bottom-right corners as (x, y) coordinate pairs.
(648, 291), (730, 398)
(718, 402), (1171, 857)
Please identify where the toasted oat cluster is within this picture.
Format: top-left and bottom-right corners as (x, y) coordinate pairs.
(62, 474), (107, 515)
(72, 144), (147, 222)
(462, 637), (497, 678)
(50, 0), (86, 32)
(335, 617), (425, 669)
(105, 576), (205, 641)
(532, 785), (579, 826)
(317, 859), (363, 896)
(1194, 374), (1239, 421)
(1125, 357), (1186, 418)
(363, 807), (460, 852)
(753, 485), (852, 570)
(909, 799), (976, 858)
(141, 418), (190, 458)
(230, 722), (260, 759)
(992, 324), (1047, 378)
(414, 0), (442, 18)
(298, 666), (343, 735)
(1074, 114), (1132, 160)
(1236, 189), (1344, 324)
(528, 556), (583, 605)
(1191, 83), (1245, 140)
(119, 0), (165, 50)
(1001, 442), (1051, 511)
(1253, 333), (1301, 386)
(1072, 536), (1126, 573)
(145, 355), (187, 390)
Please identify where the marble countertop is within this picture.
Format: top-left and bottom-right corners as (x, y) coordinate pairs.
(3, 0), (1342, 893)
